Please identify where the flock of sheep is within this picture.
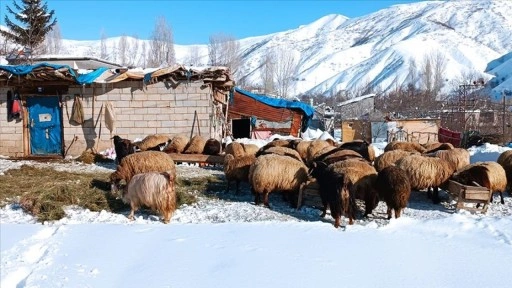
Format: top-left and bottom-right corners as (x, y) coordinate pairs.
(107, 133), (512, 228)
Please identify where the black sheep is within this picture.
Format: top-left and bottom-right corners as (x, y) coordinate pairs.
(112, 135), (135, 164)
(202, 138), (221, 155)
(309, 161), (356, 228)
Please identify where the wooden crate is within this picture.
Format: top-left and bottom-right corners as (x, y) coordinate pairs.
(297, 180), (323, 209)
(167, 153), (225, 165)
(447, 180), (492, 213)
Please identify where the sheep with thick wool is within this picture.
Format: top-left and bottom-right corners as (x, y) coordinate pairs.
(295, 140), (312, 162)
(184, 135), (207, 154)
(224, 142), (246, 158)
(427, 148), (470, 171)
(223, 153), (256, 194)
(306, 139), (336, 165)
(123, 170), (176, 223)
(328, 159), (379, 217)
(374, 150), (419, 172)
(497, 150), (512, 193)
(309, 161), (356, 228)
(164, 135), (189, 153)
(336, 140), (376, 162)
(256, 146), (303, 162)
(134, 134), (171, 151)
(375, 166), (411, 219)
(423, 142), (454, 153)
(384, 141), (427, 154)
(249, 154), (309, 208)
(314, 149), (365, 166)
(110, 151), (176, 195)
(396, 154), (456, 204)
(451, 161), (507, 204)
(203, 138), (221, 155)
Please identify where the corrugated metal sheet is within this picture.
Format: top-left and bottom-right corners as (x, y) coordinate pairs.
(229, 90), (304, 136)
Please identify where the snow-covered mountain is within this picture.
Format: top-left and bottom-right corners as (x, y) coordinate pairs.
(2, 0), (512, 99)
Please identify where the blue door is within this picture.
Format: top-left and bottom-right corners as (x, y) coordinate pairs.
(26, 96), (62, 155)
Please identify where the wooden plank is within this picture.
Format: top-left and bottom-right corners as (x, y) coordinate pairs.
(167, 153), (225, 164)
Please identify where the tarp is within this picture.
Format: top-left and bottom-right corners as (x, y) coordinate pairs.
(438, 127), (462, 147)
(76, 67), (109, 84)
(0, 63), (108, 85)
(234, 87), (315, 121)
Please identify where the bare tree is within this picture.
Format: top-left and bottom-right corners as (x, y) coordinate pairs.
(148, 16), (175, 67)
(272, 46), (298, 98)
(421, 53), (433, 93)
(208, 33), (241, 76)
(432, 51), (447, 97)
(186, 46), (201, 66)
(406, 57), (418, 88)
(127, 35), (139, 67)
(118, 34), (128, 66)
(260, 51), (275, 94)
(100, 29), (108, 60)
(138, 41), (147, 68)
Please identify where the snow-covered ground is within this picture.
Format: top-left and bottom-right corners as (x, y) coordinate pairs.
(1, 141), (511, 288)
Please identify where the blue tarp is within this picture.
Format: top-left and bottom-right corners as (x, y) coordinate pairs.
(0, 63), (107, 85)
(234, 87), (315, 131)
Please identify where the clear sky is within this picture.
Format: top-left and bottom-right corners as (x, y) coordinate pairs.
(1, 0), (424, 45)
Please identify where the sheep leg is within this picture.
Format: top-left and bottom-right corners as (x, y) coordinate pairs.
(500, 192), (504, 204)
(387, 206), (392, 220)
(128, 203), (137, 221)
(426, 187), (432, 199)
(432, 187), (441, 204)
(162, 211), (171, 224)
(333, 214), (341, 228)
(395, 208), (401, 219)
(320, 200), (328, 218)
(263, 192), (271, 208)
(253, 189), (261, 205)
(225, 180), (231, 193)
(235, 181), (240, 195)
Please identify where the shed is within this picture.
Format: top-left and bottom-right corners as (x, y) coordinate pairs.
(228, 88), (314, 139)
(0, 63), (234, 158)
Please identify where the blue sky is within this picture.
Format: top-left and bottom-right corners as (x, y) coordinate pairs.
(1, 0), (423, 45)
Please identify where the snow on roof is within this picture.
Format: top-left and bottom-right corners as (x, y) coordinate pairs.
(337, 93), (376, 107)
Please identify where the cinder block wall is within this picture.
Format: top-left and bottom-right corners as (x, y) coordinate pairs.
(62, 80), (212, 157)
(0, 87), (24, 157)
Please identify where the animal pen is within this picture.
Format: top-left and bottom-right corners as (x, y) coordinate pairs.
(0, 63), (234, 158)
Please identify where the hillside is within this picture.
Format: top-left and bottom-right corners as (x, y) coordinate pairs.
(1, 0), (512, 99)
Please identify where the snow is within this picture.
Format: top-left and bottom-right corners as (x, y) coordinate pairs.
(1, 141), (511, 288)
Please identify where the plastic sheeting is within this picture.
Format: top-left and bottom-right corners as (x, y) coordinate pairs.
(0, 63), (108, 84)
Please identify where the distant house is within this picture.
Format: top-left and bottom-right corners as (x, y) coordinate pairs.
(0, 63), (234, 158)
(228, 88), (314, 139)
(338, 93), (376, 120)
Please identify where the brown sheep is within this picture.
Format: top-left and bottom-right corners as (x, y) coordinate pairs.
(497, 150), (512, 193)
(249, 154), (309, 208)
(123, 170), (176, 223)
(224, 142), (246, 158)
(315, 149), (364, 166)
(423, 142), (454, 154)
(336, 140), (376, 162)
(375, 166), (411, 219)
(256, 146), (303, 163)
(309, 161), (356, 227)
(451, 161), (508, 204)
(374, 150), (419, 172)
(242, 143), (260, 156)
(427, 148), (470, 171)
(329, 159), (379, 217)
(184, 135), (207, 154)
(110, 151), (176, 195)
(134, 134), (171, 151)
(306, 139), (336, 165)
(396, 154), (457, 204)
(164, 135), (189, 154)
(384, 141), (427, 154)
(224, 154), (256, 194)
(295, 140), (313, 162)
